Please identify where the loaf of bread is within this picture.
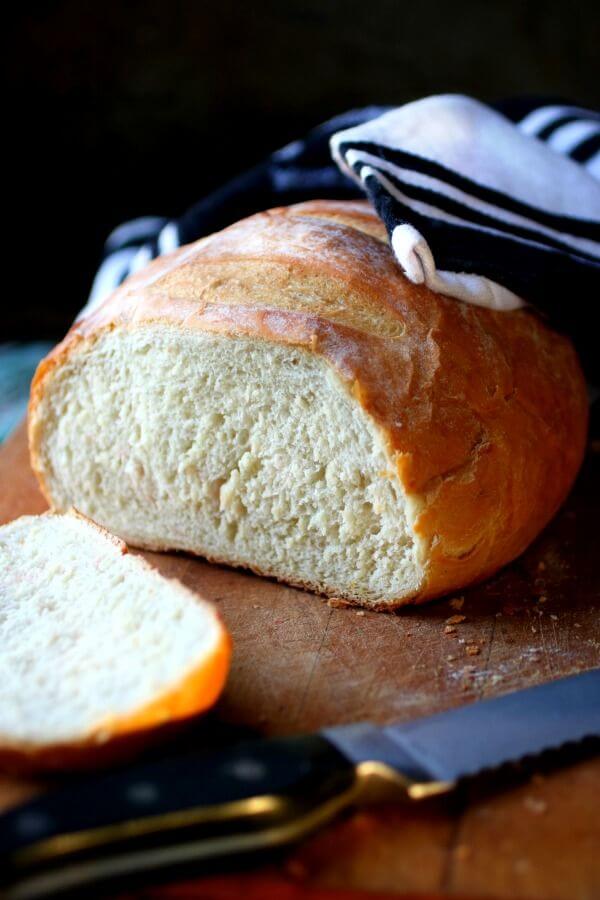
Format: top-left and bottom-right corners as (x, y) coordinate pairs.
(0, 511), (230, 772)
(29, 201), (588, 609)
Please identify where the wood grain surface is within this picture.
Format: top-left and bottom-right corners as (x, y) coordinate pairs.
(1, 422), (599, 900)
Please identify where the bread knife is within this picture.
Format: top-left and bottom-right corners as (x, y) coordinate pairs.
(1, 668), (599, 899)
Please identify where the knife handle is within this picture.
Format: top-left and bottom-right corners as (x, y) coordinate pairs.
(0, 735), (357, 899)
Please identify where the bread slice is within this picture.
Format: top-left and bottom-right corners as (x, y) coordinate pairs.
(28, 201), (588, 609)
(0, 511), (231, 772)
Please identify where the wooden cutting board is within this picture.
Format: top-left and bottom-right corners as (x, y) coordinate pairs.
(1, 421), (599, 900)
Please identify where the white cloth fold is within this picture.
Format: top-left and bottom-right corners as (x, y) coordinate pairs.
(331, 95), (600, 311)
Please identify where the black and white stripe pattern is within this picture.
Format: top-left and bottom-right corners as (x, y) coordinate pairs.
(85, 108), (380, 314)
(85, 95), (600, 376)
(499, 98), (600, 174)
(331, 95), (600, 316)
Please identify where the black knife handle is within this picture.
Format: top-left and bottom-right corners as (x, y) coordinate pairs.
(0, 735), (356, 899)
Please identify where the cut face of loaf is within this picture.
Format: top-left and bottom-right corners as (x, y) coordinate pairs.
(0, 512), (230, 771)
(29, 201), (589, 608)
(30, 331), (420, 603)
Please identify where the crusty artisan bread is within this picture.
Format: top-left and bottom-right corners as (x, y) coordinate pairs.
(28, 201), (588, 609)
(0, 511), (230, 772)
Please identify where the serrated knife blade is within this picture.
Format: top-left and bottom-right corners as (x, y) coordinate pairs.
(324, 666), (600, 784)
(1, 669), (599, 899)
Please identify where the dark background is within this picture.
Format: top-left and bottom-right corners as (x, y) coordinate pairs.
(4, 0), (599, 340)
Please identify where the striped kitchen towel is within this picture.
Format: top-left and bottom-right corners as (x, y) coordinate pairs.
(86, 95), (600, 376)
(85, 107), (379, 314)
(330, 95), (600, 315)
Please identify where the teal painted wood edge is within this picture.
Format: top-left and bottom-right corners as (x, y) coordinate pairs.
(0, 343), (53, 443)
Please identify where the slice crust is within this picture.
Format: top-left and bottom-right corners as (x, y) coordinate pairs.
(0, 511), (231, 772)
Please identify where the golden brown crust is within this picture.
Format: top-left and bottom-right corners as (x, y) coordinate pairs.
(0, 513), (232, 773)
(29, 200), (588, 605)
(0, 627), (231, 775)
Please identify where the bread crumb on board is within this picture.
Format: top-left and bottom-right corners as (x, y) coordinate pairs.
(327, 597), (353, 609)
(514, 858), (532, 875)
(523, 795), (548, 815)
(466, 644), (481, 656)
(444, 614), (467, 636)
(454, 844), (472, 862)
(450, 596), (465, 611)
